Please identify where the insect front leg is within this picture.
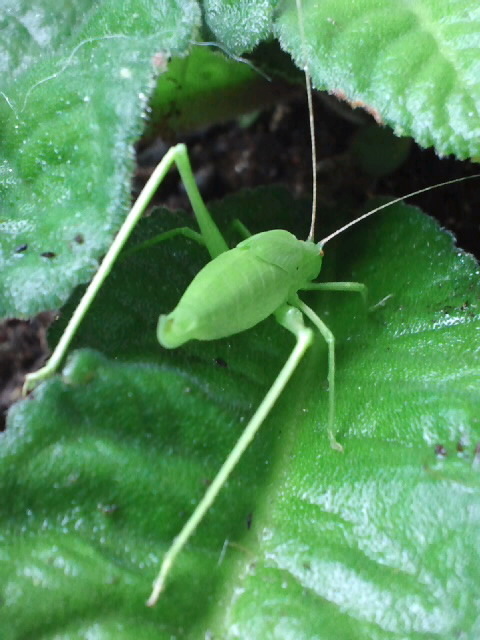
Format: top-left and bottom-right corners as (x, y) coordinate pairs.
(303, 280), (388, 315)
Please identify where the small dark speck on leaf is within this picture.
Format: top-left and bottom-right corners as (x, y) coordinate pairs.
(246, 512), (253, 529)
(435, 444), (447, 457)
(215, 357), (228, 368)
(456, 441), (466, 454)
(66, 472), (80, 486)
(41, 251), (56, 259)
(74, 233), (85, 244)
(15, 244), (28, 253)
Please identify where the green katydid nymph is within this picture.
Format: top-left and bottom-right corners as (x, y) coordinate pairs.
(21, 0), (479, 609)
(22, 140), (478, 606)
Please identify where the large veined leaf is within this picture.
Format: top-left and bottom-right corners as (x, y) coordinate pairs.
(2, 188), (479, 638)
(0, 0), (200, 318)
(198, 0), (480, 156)
(273, 0), (480, 158)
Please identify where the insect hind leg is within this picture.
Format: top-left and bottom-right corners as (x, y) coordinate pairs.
(172, 145), (228, 258)
(23, 144), (228, 394)
(147, 304), (313, 606)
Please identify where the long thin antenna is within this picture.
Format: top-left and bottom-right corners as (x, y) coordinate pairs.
(295, 0), (317, 243)
(318, 174), (480, 248)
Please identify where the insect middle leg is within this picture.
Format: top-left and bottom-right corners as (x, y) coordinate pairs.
(122, 227), (206, 258)
(295, 282), (368, 451)
(293, 282), (367, 450)
(231, 219), (253, 240)
(292, 296), (339, 451)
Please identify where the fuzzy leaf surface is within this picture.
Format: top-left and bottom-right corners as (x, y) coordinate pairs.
(275, 0), (480, 158)
(0, 0), (200, 318)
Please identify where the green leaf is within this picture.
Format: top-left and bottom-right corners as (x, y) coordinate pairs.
(147, 45), (264, 135)
(202, 0), (276, 53)
(351, 124), (413, 177)
(275, 0), (480, 158)
(0, 0), (200, 318)
(2, 188), (479, 638)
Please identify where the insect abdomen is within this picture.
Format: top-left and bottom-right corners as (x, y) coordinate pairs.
(157, 249), (287, 347)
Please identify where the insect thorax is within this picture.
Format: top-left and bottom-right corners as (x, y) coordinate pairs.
(238, 230), (322, 290)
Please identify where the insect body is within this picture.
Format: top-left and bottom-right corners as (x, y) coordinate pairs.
(158, 230), (322, 347)
(144, 155), (372, 604)
(22, 140), (477, 607)
(20, 1), (479, 612)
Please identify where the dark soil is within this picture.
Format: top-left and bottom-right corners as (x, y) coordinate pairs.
(0, 312), (56, 428)
(136, 91), (479, 258)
